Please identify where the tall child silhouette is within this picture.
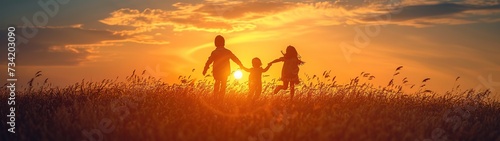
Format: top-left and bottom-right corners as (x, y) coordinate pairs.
(270, 45), (304, 99)
(203, 35), (244, 99)
(241, 58), (272, 101)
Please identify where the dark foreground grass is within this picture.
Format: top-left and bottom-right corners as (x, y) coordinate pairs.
(1, 70), (499, 141)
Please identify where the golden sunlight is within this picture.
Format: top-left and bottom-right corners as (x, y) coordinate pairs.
(234, 70), (243, 80)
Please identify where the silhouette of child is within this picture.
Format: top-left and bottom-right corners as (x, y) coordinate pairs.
(270, 45), (304, 99)
(203, 35), (244, 99)
(241, 58), (272, 101)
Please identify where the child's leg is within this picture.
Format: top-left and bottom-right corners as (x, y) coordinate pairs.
(290, 82), (295, 99)
(255, 85), (262, 100)
(248, 83), (255, 100)
(220, 78), (227, 97)
(214, 80), (220, 96)
(274, 81), (289, 94)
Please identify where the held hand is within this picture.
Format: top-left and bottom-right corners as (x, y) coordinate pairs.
(239, 63), (247, 69)
(240, 66), (248, 70)
(238, 63), (245, 68)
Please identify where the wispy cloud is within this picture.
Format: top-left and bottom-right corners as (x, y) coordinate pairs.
(10, 0), (497, 66)
(360, 2), (500, 27)
(0, 26), (124, 66)
(100, 0), (500, 37)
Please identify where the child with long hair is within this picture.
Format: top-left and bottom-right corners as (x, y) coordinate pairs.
(270, 45), (304, 99)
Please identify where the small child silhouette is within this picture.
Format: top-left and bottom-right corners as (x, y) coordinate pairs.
(241, 58), (272, 101)
(203, 35), (244, 99)
(270, 45), (304, 99)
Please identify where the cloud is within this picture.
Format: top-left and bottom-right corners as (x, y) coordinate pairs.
(382, 3), (471, 21)
(195, 1), (296, 19)
(99, 2), (264, 35)
(99, 0), (500, 36)
(0, 26), (125, 66)
(99, 1), (347, 35)
(97, 0), (500, 65)
(360, 2), (500, 27)
(405, 3), (498, 20)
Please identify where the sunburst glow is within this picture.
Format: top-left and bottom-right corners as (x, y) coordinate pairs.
(234, 70), (243, 80)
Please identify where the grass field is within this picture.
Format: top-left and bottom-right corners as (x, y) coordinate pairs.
(1, 70), (499, 141)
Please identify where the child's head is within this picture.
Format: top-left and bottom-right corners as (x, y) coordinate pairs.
(283, 45), (305, 65)
(284, 45), (298, 58)
(252, 57), (262, 68)
(214, 35), (225, 48)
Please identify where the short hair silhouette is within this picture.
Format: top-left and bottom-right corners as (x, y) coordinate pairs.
(241, 57), (272, 101)
(252, 58), (262, 68)
(203, 35), (244, 101)
(214, 35), (225, 48)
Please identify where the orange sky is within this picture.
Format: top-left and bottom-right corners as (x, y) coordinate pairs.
(1, 0), (499, 97)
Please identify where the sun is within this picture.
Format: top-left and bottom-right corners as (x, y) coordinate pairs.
(234, 70), (243, 80)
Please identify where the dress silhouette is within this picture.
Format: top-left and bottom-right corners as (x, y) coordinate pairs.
(270, 45), (304, 99)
